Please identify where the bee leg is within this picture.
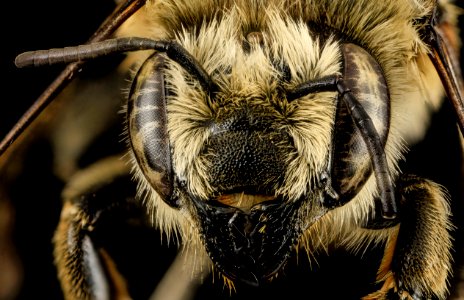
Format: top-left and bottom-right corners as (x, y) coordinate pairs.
(364, 175), (452, 300)
(53, 155), (134, 300)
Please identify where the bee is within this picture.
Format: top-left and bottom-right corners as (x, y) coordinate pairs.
(2, 0), (464, 299)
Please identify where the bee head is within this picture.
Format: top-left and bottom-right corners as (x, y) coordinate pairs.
(128, 9), (390, 285)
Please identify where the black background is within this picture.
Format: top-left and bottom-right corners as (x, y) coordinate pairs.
(1, 1), (464, 300)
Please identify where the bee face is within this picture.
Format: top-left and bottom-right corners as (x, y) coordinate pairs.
(4, 0), (464, 298)
(128, 3), (398, 284)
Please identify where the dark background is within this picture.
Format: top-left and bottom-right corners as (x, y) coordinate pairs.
(1, 1), (464, 300)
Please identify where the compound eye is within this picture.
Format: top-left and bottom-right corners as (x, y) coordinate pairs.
(127, 53), (176, 207)
(331, 43), (390, 202)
